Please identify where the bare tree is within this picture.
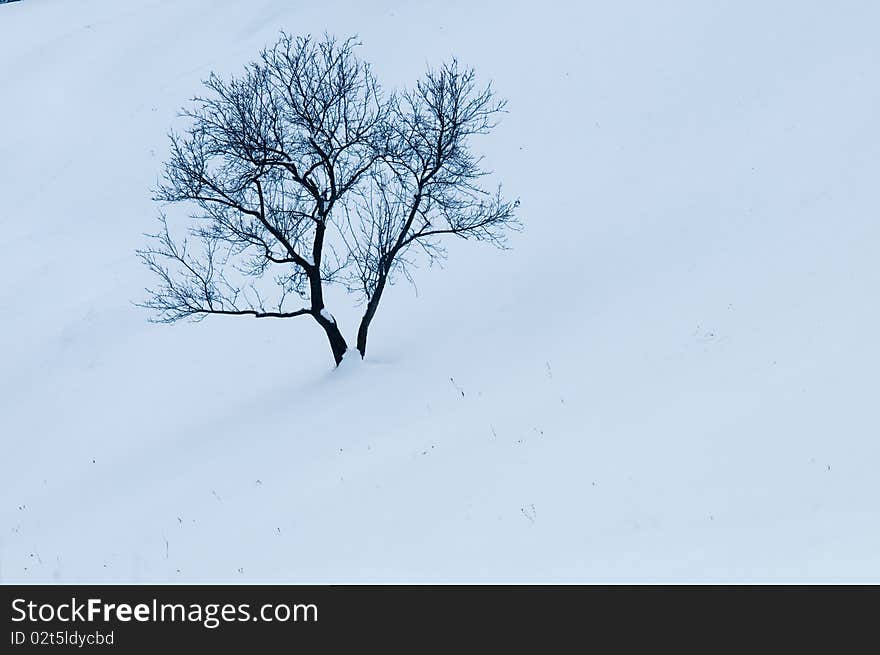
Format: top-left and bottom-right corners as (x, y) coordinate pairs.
(139, 33), (518, 367)
(344, 61), (519, 357)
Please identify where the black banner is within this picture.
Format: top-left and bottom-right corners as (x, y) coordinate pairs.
(1, 585), (874, 651)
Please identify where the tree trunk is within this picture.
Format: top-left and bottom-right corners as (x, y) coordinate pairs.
(306, 261), (347, 366)
(315, 312), (348, 366)
(356, 273), (387, 358)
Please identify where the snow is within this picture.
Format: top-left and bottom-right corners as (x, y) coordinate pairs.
(320, 309), (336, 324)
(2, 0), (880, 582)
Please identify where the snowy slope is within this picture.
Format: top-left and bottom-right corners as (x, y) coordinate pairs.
(1, 0), (879, 582)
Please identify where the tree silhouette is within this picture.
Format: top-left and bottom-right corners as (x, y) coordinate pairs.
(139, 33), (518, 366)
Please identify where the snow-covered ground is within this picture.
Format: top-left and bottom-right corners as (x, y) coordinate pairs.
(2, 0), (879, 582)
